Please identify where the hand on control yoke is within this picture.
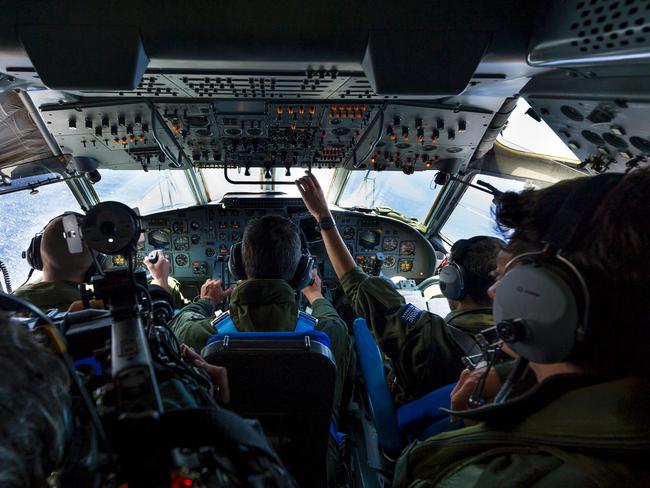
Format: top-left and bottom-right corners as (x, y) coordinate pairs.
(302, 268), (324, 305)
(200, 279), (233, 308)
(181, 344), (230, 404)
(296, 171), (331, 221)
(145, 250), (171, 292)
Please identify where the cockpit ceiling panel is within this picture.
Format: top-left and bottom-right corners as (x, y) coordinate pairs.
(36, 72), (511, 102)
(529, 0), (650, 67)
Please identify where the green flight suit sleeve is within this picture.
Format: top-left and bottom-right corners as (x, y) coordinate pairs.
(340, 267), (463, 400)
(168, 299), (217, 352)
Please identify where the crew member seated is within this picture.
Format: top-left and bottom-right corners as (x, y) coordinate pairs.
(394, 170), (650, 486)
(14, 213), (96, 311)
(169, 214), (351, 406)
(296, 172), (501, 402)
(170, 215), (351, 483)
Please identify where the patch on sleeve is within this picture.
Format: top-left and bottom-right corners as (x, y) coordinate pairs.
(400, 304), (423, 328)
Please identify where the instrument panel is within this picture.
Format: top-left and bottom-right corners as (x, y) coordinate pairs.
(112, 198), (437, 294)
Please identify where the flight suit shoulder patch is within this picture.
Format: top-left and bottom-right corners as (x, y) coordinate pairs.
(400, 303), (423, 329)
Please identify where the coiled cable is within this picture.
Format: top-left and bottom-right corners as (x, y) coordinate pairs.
(0, 259), (12, 293)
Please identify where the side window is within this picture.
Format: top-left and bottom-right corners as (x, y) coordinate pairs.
(440, 174), (533, 243)
(0, 182), (82, 288)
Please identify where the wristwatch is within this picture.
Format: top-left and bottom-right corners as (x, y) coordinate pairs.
(316, 216), (336, 231)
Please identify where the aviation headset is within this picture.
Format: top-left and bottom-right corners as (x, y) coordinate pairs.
(492, 173), (624, 364)
(23, 212), (106, 278)
(439, 236), (495, 301)
(228, 220), (314, 290)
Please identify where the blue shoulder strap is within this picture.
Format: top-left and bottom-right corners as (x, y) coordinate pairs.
(295, 311), (317, 332)
(211, 311), (238, 334)
(211, 310), (316, 334)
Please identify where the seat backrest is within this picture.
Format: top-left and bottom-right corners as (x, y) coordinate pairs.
(202, 330), (336, 488)
(353, 317), (404, 457)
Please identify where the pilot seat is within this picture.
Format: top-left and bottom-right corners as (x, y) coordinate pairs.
(202, 329), (336, 488)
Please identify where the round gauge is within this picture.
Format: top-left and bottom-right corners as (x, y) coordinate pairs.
(190, 220), (201, 231)
(175, 254), (189, 267)
(218, 231), (228, 241)
(148, 229), (171, 250)
(382, 237), (399, 252)
(231, 232), (242, 241)
(205, 247), (215, 257)
(112, 255), (126, 267)
(191, 234), (201, 245)
(342, 226), (355, 240)
(172, 221), (187, 234)
(358, 229), (381, 250)
(174, 236), (189, 251)
(383, 255), (396, 268)
(400, 241), (416, 255)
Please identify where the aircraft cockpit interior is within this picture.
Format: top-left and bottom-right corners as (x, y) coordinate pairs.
(1, 1), (650, 486)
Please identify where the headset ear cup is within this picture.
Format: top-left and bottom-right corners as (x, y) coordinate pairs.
(492, 262), (581, 363)
(30, 234), (44, 271)
(439, 262), (465, 301)
(289, 254), (314, 290)
(228, 242), (247, 281)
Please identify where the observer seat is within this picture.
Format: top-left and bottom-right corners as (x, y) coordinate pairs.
(202, 329), (336, 488)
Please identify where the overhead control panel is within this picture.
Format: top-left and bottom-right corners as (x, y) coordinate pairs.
(40, 100), (493, 174)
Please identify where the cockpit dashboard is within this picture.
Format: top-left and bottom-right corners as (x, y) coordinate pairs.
(113, 196), (437, 297)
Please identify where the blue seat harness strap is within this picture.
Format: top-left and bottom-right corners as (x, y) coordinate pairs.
(211, 310), (317, 335)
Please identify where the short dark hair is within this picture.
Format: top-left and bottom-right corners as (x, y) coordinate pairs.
(0, 313), (69, 487)
(242, 215), (301, 281)
(495, 169), (650, 378)
(451, 236), (504, 305)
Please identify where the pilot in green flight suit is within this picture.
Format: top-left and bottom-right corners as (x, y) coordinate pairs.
(13, 215), (188, 312)
(14, 215), (93, 311)
(169, 216), (351, 416)
(393, 170), (650, 486)
(169, 215), (352, 483)
(296, 172), (502, 402)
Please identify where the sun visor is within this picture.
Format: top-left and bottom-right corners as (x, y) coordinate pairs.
(18, 24), (149, 91)
(0, 91), (52, 168)
(361, 29), (491, 96)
